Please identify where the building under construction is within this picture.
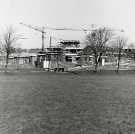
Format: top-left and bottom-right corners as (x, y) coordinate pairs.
(34, 40), (97, 72)
(35, 40), (84, 71)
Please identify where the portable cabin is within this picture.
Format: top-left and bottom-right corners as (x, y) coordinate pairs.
(36, 47), (64, 71)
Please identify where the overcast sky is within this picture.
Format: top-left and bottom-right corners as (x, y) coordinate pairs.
(0, 0), (135, 48)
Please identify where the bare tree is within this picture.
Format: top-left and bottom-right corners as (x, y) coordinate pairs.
(113, 37), (127, 72)
(0, 27), (21, 68)
(85, 27), (113, 72)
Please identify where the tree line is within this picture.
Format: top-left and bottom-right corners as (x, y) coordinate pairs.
(0, 25), (134, 72)
(83, 27), (134, 72)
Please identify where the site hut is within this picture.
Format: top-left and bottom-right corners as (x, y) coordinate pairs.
(96, 48), (131, 67)
(77, 52), (94, 66)
(9, 52), (37, 67)
(35, 47), (64, 71)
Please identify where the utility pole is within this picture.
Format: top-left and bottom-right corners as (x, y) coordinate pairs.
(49, 36), (52, 48)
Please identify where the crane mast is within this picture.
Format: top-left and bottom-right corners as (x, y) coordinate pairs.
(41, 27), (45, 51)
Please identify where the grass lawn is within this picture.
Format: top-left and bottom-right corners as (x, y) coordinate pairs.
(0, 72), (135, 134)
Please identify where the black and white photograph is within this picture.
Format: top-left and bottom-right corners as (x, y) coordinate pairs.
(0, 0), (135, 133)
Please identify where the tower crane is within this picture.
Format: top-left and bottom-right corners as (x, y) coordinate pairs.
(45, 26), (124, 35)
(20, 22), (46, 51)
(20, 22), (124, 50)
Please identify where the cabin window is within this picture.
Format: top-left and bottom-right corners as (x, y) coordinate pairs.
(70, 49), (76, 53)
(65, 56), (72, 62)
(76, 57), (80, 61)
(46, 55), (51, 61)
(89, 57), (93, 61)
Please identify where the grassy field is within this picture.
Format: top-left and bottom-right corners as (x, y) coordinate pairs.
(0, 72), (135, 134)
